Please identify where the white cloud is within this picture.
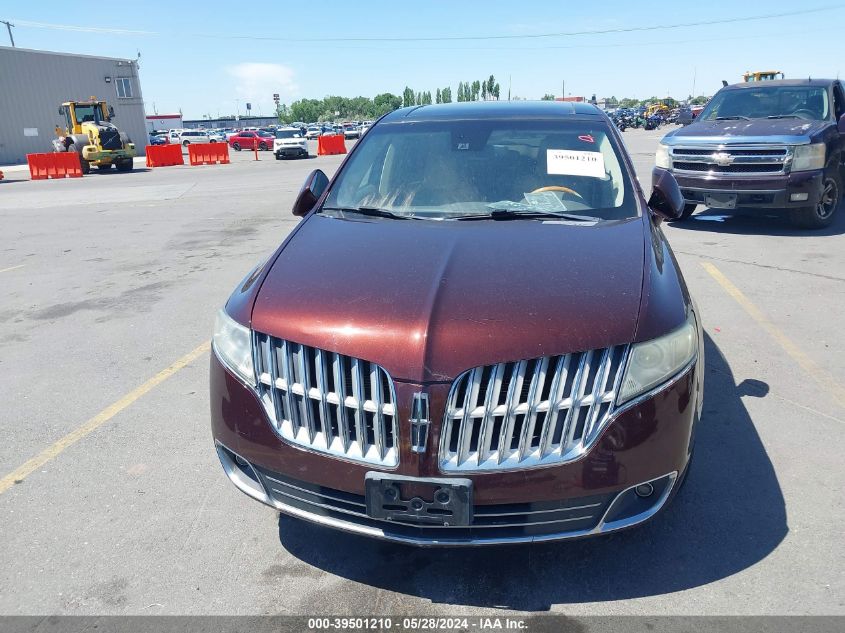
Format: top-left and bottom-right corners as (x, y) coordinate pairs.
(225, 62), (299, 103)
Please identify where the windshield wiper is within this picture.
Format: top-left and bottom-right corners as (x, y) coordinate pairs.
(453, 209), (601, 222)
(714, 115), (751, 121)
(766, 114), (801, 119)
(321, 206), (414, 220)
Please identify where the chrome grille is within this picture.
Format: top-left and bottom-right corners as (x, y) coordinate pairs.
(670, 145), (791, 176)
(440, 346), (628, 472)
(253, 333), (398, 467)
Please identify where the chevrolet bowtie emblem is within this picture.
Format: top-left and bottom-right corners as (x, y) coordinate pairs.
(410, 392), (430, 454)
(712, 152), (734, 167)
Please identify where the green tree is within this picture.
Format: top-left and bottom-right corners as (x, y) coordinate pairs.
(471, 80), (481, 101)
(457, 82), (464, 102)
(492, 82), (500, 100)
(481, 82), (488, 101)
(436, 88), (442, 104)
(441, 86), (452, 103)
(373, 92), (402, 116)
(690, 95), (709, 105)
(541, 93), (555, 101)
(403, 86), (415, 108)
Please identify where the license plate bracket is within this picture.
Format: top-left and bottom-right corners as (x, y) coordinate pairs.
(365, 472), (472, 527)
(704, 192), (737, 209)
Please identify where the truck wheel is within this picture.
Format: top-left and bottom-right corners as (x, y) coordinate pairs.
(67, 144), (90, 174)
(789, 169), (841, 229)
(97, 163), (113, 171)
(116, 159), (134, 172)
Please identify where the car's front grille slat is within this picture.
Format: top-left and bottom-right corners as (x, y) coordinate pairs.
(441, 345), (627, 472)
(670, 144), (791, 176)
(254, 333), (398, 467)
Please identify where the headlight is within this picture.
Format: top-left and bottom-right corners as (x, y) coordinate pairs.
(655, 143), (671, 169)
(791, 143), (825, 172)
(618, 313), (697, 404)
(212, 309), (255, 386)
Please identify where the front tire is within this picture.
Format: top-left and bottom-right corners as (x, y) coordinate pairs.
(115, 159), (134, 172)
(259, 142), (268, 151)
(182, 140), (190, 147)
(789, 169), (841, 229)
(233, 143), (241, 151)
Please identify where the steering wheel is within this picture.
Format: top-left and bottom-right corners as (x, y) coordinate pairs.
(531, 185), (583, 199)
(792, 109), (817, 120)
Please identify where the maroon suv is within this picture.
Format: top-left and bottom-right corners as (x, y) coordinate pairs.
(210, 101), (704, 545)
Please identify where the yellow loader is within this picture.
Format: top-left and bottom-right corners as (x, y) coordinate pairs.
(53, 98), (136, 174)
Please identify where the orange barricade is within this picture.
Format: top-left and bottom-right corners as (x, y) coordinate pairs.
(188, 142), (230, 166)
(317, 134), (347, 156)
(145, 144), (184, 168)
(26, 152), (83, 180)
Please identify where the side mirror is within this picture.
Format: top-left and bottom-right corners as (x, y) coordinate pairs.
(648, 168), (685, 220)
(292, 169), (330, 217)
(839, 113), (845, 134)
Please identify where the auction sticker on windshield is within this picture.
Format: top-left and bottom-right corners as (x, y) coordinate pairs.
(547, 149), (605, 178)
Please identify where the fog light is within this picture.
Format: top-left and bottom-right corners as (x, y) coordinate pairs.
(635, 483), (654, 498)
(790, 193), (809, 202)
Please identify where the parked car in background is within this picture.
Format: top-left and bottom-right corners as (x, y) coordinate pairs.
(305, 126), (322, 140)
(343, 124), (360, 139)
(657, 78), (845, 228)
(210, 101), (703, 546)
(228, 130), (275, 151)
(148, 133), (168, 146)
(178, 130), (212, 145)
(273, 128), (309, 159)
(207, 130), (226, 143)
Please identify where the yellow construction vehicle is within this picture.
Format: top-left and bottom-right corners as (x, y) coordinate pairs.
(53, 97), (136, 173)
(743, 70), (785, 82)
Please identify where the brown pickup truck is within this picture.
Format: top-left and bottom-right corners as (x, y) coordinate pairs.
(656, 79), (845, 228)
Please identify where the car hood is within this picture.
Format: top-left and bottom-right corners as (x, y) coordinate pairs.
(664, 118), (829, 144)
(252, 214), (647, 383)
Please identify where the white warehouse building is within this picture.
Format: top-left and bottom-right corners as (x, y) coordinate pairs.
(0, 46), (148, 165)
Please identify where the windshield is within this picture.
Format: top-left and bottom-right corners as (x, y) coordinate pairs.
(275, 130), (301, 138)
(700, 86), (830, 121)
(322, 118), (636, 220)
(72, 105), (100, 124)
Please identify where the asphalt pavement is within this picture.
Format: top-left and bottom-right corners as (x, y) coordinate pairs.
(0, 131), (843, 616)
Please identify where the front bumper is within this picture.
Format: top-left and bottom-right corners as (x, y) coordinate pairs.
(210, 351), (700, 545)
(659, 166), (824, 209)
(275, 145), (308, 157)
(82, 145), (137, 162)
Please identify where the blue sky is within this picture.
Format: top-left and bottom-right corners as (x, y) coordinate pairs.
(4, 0), (845, 118)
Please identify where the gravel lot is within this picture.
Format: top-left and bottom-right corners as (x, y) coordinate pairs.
(0, 131), (843, 616)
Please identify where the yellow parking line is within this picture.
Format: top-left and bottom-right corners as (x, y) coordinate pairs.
(701, 261), (845, 410)
(0, 264), (24, 274)
(0, 341), (211, 495)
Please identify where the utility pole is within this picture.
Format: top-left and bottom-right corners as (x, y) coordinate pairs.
(1, 20), (15, 47)
(692, 66), (697, 100)
(561, 79), (564, 99)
